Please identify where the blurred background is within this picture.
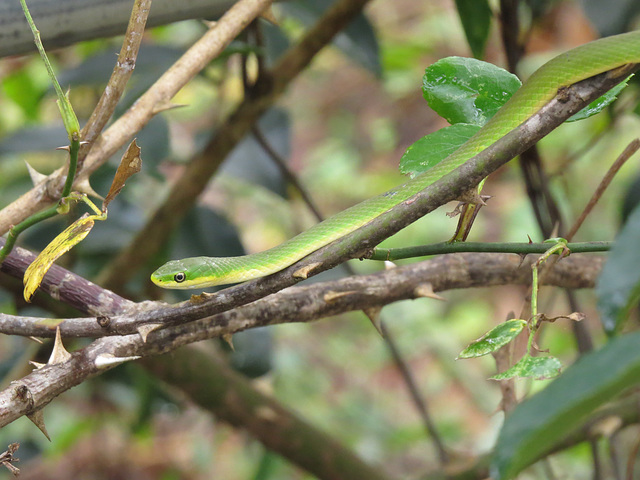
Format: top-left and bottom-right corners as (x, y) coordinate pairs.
(0, 0), (639, 478)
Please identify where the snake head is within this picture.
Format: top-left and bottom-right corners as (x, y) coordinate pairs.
(151, 256), (242, 289)
(150, 257), (214, 289)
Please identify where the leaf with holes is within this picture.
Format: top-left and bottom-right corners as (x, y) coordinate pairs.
(458, 319), (526, 359)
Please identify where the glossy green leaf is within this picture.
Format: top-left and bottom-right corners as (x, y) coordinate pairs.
(423, 57), (521, 126)
(454, 0), (492, 59)
(567, 76), (631, 122)
(491, 355), (561, 381)
(491, 331), (640, 479)
(400, 123), (480, 177)
(458, 319), (526, 359)
(597, 203), (640, 334)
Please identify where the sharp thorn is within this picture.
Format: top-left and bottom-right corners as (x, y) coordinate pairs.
(94, 354), (141, 369)
(260, 7), (278, 24)
(152, 101), (187, 115)
(293, 262), (322, 280)
(47, 327), (71, 365)
(74, 177), (103, 199)
(363, 307), (384, 336)
(222, 333), (235, 351)
(413, 283), (445, 301)
(137, 323), (162, 343)
(323, 290), (357, 303)
(24, 162), (47, 186)
(27, 409), (51, 441)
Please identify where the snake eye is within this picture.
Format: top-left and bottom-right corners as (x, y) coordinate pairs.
(174, 272), (186, 283)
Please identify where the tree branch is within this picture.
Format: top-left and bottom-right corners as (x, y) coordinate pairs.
(0, 252), (604, 339)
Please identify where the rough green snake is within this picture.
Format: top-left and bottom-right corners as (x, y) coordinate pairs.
(151, 31), (640, 289)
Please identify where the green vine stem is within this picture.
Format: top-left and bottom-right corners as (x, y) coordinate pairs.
(19, 0), (79, 139)
(60, 136), (81, 199)
(0, 1), (84, 264)
(527, 240), (569, 354)
(370, 241), (609, 261)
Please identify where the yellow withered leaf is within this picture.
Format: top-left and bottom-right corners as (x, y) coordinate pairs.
(23, 214), (98, 302)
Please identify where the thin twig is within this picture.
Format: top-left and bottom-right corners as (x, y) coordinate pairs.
(380, 321), (450, 464)
(565, 138), (640, 241)
(78, 0), (152, 170)
(252, 126), (326, 221)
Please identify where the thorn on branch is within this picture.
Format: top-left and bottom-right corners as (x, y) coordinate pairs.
(293, 262), (322, 280)
(363, 306), (383, 336)
(413, 283), (445, 301)
(137, 323), (162, 343)
(27, 409), (50, 441)
(94, 353), (141, 369)
(48, 327), (71, 365)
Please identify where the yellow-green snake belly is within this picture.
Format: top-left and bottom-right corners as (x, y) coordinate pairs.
(151, 31), (640, 289)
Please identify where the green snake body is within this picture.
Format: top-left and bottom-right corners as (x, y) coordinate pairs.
(151, 31), (640, 289)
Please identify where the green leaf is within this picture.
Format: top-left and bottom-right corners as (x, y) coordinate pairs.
(422, 57), (521, 126)
(400, 123), (480, 177)
(491, 331), (640, 479)
(491, 355), (561, 381)
(567, 76), (632, 122)
(458, 319), (526, 359)
(597, 203), (640, 334)
(454, 0), (492, 59)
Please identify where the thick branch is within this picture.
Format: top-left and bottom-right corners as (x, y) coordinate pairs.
(0, 253), (604, 338)
(0, 238), (133, 316)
